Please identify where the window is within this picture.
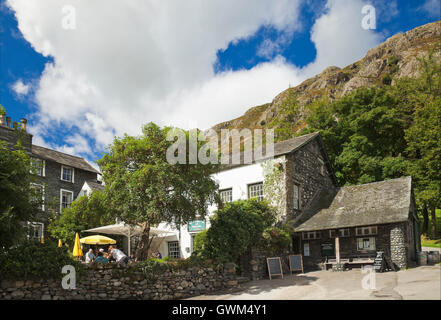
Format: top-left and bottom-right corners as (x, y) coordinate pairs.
(357, 237), (376, 251)
(61, 166), (74, 183)
(220, 188), (232, 203)
(168, 241), (180, 259)
(318, 157), (325, 176)
(248, 182), (264, 201)
(60, 189), (73, 212)
(329, 229), (350, 238)
(31, 184), (45, 211)
(31, 158), (45, 176)
(293, 184), (300, 210)
(356, 226), (377, 236)
(27, 222), (43, 240)
(302, 231), (321, 240)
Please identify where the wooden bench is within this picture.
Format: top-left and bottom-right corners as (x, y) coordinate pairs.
(324, 257), (375, 270)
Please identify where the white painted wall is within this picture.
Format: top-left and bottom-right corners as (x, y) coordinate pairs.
(154, 157), (285, 259)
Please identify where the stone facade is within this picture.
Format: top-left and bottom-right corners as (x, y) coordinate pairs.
(0, 263), (242, 300)
(284, 138), (336, 222)
(299, 222), (416, 270)
(33, 158), (98, 215)
(0, 117), (99, 238)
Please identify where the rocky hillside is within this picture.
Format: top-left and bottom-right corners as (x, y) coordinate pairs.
(210, 21), (441, 138)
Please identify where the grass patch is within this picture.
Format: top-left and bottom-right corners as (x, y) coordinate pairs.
(421, 238), (441, 248)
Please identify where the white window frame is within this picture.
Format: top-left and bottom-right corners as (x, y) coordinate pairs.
(167, 241), (180, 259)
(31, 183), (45, 211)
(31, 158), (45, 177)
(293, 184), (300, 210)
(248, 182), (264, 201)
(318, 157), (325, 176)
(356, 226), (377, 236)
(329, 228), (350, 238)
(60, 189), (74, 212)
(61, 165), (74, 183)
(302, 231), (321, 240)
(357, 237), (376, 251)
(220, 188), (233, 203)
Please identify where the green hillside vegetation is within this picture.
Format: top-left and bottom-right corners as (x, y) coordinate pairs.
(296, 52), (441, 239)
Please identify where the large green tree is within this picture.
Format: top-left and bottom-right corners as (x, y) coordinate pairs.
(98, 123), (220, 260)
(300, 52), (441, 238)
(48, 190), (113, 246)
(0, 140), (42, 249)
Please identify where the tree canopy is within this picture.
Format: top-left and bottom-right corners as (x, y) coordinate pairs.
(97, 123), (220, 259)
(300, 52), (441, 238)
(48, 191), (113, 246)
(0, 141), (42, 249)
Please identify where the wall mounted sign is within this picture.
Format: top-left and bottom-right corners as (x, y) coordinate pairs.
(188, 220), (206, 232)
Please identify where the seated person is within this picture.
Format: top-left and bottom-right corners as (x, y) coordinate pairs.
(94, 251), (108, 264)
(85, 249), (95, 263)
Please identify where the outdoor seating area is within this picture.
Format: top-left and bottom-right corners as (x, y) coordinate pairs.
(323, 255), (375, 270)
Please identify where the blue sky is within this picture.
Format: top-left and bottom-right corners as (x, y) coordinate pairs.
(0, 0), (439, 167)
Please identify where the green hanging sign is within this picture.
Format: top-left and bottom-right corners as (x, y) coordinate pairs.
(188, 220), (206, 232)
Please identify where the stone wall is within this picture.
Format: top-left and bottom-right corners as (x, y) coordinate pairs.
(284, 139), (336, 222)
(0, 262), (241, 300)
(390, 222), (408, 269)
(0, 125), (32, 153)
(241, 247), (292, 280)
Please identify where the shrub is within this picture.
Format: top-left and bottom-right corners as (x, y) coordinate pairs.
(193, 230), (207, 253)
(261, 226), (292, 255)
(201, 199), (276, 263)
(0, 240), (83, 280)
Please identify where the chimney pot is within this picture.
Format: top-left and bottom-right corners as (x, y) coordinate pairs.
(20, 118), (27, 131)
(0, 114), (5, 126)
(6, 117), (11, 128)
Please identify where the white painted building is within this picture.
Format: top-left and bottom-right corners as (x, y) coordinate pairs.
(154, 160), (271, 259)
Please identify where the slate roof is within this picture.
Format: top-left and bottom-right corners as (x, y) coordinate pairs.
(32, 145), (100, 174)
(86, 180), (105, 192)
(295, 176), (412, 231)
(222, 132), (321, 169)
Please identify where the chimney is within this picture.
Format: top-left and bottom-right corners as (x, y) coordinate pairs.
(6, 117), (11, 128)
(20, 118), (27, 131)
(0, 114), (4, 126)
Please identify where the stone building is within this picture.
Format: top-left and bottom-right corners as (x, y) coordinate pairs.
(0, 113), (100, 240)
(155, 131), (420, 272)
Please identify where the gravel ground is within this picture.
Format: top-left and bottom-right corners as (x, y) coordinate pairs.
(188, 265), (441, 300)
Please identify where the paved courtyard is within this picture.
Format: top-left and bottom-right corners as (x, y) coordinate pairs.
(189, 265), (441, 300)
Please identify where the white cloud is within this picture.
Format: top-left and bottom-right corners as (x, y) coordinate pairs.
(11, 79), (30, 96)
(420, 0), (441, 18)
(7, 0), (382, 160)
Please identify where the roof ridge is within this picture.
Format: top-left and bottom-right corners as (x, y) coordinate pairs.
(32, 144), (86, 160)
(339, 176), (411, 189)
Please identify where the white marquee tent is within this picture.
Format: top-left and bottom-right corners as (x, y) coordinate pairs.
(83, 222), (174, 256)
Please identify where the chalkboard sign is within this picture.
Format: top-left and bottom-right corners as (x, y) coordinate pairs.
(288, 255), (304, 274)
(373, 251), (385, 272)
(266, 257), (283, 280)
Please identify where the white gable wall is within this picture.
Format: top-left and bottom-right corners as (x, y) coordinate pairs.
(156, 156), (285, 259)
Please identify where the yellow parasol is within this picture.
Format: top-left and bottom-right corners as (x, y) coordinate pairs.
(72, 233), (83, 257)
(80, 235), (116, 245)
(58, 239), (62, 247)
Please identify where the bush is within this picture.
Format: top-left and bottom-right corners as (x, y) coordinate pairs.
(0, 240), (83, 280)
(261, 226), (292, 255)
(201, 199), (276, 263)
(193, 230), (207, 253)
